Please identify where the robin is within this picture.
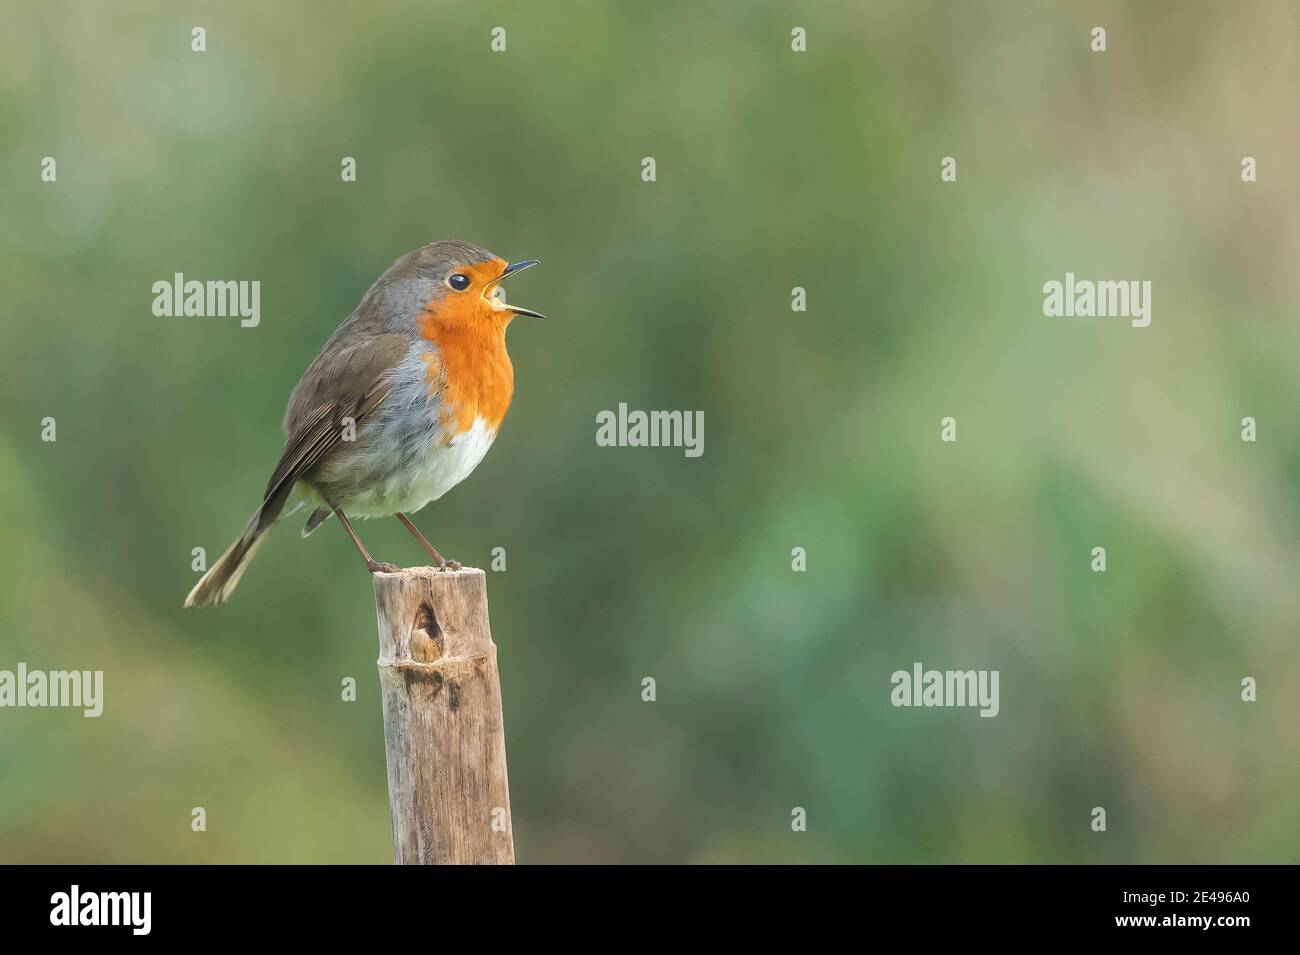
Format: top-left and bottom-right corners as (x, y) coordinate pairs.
(184, 240), (543, 607)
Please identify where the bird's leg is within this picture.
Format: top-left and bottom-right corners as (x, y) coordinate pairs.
(333, 507), (400, 574)
(395, 512), (461, 571)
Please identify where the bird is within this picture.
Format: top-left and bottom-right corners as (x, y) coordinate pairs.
(184, 240), (543, 607)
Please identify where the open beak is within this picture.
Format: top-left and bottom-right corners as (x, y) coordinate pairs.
(491, 259), (543, 319)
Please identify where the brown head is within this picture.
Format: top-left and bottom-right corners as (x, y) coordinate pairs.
(363, 240), (542, 336)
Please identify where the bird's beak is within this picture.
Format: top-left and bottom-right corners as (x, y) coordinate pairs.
(493, 260), (545, 318)
(500, 259), (540, 280)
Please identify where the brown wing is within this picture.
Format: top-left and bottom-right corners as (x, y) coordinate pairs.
(253, 331), (409, 531)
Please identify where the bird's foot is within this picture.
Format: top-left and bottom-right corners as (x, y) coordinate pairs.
(366, 560), (402, 574)
(437, 558), (462, 572)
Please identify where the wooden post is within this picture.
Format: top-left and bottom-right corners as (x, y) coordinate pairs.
(372, 567), (515, 864)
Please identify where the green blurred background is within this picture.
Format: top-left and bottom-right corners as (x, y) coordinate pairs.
(1, 0), (1297, 863)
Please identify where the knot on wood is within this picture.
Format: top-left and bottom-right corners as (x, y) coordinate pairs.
(410, 601), (444, 662)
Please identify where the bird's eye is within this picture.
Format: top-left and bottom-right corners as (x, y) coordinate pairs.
(448, 273), (470, 291)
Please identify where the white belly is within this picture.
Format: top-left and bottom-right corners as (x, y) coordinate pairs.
(405, 417), (497, 508)
(332, 416), (497, 518)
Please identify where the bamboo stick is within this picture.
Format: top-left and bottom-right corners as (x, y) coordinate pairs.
(372, 567), (514, 864)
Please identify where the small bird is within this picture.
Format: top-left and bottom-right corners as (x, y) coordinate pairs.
(184, 240), (543, 607)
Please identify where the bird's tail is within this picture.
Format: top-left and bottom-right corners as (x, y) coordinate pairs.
(183, 510), (273, 608)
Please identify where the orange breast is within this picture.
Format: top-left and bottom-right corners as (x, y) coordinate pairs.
(420, 310), (514, 435)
